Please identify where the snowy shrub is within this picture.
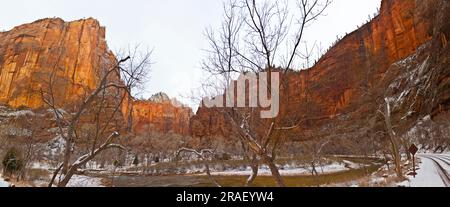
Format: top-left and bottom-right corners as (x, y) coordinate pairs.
(2, 148), (24, 175)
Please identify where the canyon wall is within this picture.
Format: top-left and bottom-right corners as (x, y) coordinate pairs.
(0, 18), (116, 109)
(191, 0), (450, 151)
(131, 93), (192, 136)
(0, 18), (192, 136)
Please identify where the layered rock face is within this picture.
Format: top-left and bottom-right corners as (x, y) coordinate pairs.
(0, 18), (192, 136)
(0, 18), (116, 108)
(191, 0), (450, 151)
(131, 93), (192, 136)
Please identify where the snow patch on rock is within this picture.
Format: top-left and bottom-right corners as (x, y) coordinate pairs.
(0, 110), (35, 117)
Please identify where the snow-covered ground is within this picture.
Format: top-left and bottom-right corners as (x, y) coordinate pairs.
(66, 175), (104, 187)
(0, 173), (104, 187)
(0, 176), (10, 187)
(30, 175), (104, 187)
(208, 161), (360, 176)
(369, 176), (388, 186)
(398, 154), (449, 187)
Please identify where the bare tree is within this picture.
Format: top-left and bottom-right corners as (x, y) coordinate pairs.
(378, 98), (403, 178)
(176, 147), (222, 187)
(41, 47), (152, 187)
(201, 0), (331, 187)
(303, 139), (329, 176)
(236, 135), (259, 186)
(18, 115), (40, 182)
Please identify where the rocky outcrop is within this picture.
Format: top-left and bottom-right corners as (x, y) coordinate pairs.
(131, 93), (192, 135)
(0, 18), (116, 109)
(191, 0), (450, 151)
(0, 18), (192, 136)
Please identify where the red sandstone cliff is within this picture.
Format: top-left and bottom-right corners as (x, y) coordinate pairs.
(191, 0), (450, 151)
(0, 18), (116, 108)
(0, 18), (192, 136)
(131, 93), (192, 136)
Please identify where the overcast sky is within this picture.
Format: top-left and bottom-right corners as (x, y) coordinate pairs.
(1, 0), (380, 109)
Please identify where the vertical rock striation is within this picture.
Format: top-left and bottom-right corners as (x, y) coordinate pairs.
(0, 18), (116, 108)
(191, 0), (450, 150)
